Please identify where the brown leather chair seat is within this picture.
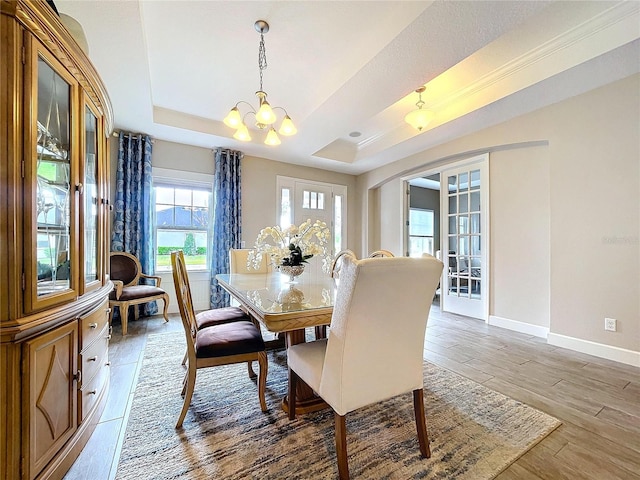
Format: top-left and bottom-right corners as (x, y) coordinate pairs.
(195, 306), (249, 330)
(195, 321), (266, 358)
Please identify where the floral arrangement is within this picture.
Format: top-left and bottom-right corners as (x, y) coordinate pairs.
(247, 219), (332, 273)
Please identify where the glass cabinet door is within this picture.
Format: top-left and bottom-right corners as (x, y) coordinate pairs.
(25, 42), (79, 312)
(81, 102), (100, 292)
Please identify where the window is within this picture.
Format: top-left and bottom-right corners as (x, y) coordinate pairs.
(153, 170), (213, 272)
(409, 208), (434, 257)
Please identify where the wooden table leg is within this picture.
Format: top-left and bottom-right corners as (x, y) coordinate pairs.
(281, 328), (329, 415)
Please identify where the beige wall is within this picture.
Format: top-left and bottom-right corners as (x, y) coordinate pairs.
(357, 74), (640, 358)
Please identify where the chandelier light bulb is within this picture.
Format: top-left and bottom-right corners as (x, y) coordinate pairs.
(405, 108), (435, 131)
(233, 123), (251, 141)
(264, 128), (281, 145)
(256, 95), (277, 125)
(223, 107), (242, 128)
(278, 115), (297, 136)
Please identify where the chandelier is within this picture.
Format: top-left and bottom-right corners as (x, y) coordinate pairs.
(404, 86), (435, 131)
(223, 20), (296, 146)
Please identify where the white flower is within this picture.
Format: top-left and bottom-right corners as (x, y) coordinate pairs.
(247, 219), (331, 273)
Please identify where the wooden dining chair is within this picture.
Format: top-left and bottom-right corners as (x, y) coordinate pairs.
(109, 251), (170, 335)
(171, 250), (268, 428)
(173, 248), (252, 366)
(287, 255), (443, 479)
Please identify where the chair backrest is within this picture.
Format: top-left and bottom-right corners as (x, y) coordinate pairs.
(368, 249), (394, 258)
(110, 252), (141, 286)
(319, 255), (443, 416)
(229, 248), (269, 274)
(330, 249), (356, 278)
(171, 250), (197, 357)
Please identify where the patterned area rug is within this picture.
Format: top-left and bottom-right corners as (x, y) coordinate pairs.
(116, 332), (560, 479)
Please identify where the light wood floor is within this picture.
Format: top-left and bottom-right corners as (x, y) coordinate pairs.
(64, 304), (640, 480)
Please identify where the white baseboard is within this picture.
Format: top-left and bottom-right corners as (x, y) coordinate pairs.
(547, 333), (640, 367)
(488, 315), (549, 338)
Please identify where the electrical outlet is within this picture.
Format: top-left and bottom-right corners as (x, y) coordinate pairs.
(604, 318), (617, 332)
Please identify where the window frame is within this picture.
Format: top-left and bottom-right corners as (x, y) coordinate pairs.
(408, 207), (435, 257)
(152, 167), (214, 272)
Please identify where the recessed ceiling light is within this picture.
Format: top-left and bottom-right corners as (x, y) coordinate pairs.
(349, 131), (361, 138)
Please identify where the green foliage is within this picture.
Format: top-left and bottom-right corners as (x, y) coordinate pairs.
(183, 233), (197, 255)
(157, 246), (207, 256)
(157, 246), (180, 255)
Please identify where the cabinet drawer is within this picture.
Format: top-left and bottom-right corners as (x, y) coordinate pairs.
(79, 324), (109, 387)
(80, 298), (110, 349)
(79, 357), (109, 422)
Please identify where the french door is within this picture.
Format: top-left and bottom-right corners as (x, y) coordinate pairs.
(440, 155), (489, 320)
(276, 176), (347, 276)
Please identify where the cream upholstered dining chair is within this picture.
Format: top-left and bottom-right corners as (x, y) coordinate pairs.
(109, 251), (170, 335)
(229, 248), (270, 274)
(171, 250), (267, 429)
(287, 254), (443, 479)
(330, 249), (356, 278)
(368, 249), (395, 258)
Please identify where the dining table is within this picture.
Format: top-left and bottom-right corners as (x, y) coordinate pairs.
(216, 268), (337, 415)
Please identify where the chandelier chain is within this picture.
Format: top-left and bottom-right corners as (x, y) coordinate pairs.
(258, 32), (268, 91)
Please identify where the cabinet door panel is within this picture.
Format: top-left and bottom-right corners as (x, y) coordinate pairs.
(24, 321), (78, 477)
(24, 39), (80, 313)
(81, 97), (103, 293)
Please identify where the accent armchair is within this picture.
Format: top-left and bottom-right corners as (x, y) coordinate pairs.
(109, 251), (169, 335)
(287, 254), (443, 479)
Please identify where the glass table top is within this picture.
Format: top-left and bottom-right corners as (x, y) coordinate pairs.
(216, 270), (337, 317)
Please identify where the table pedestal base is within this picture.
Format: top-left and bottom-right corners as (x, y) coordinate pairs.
(281, 394), (329, 415)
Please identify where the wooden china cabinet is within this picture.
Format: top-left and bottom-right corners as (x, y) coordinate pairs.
(1, 1), (114, 479)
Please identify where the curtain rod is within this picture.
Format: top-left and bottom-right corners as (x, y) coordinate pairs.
(111, 130), (155, 143)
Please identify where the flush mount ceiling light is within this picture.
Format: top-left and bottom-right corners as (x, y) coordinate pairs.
(404, 86), (435, 131)
(223, 20), (296, 146)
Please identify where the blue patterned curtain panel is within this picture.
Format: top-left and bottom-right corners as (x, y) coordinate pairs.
(111, 132), (158, 316)
(210, 148), (243, 308)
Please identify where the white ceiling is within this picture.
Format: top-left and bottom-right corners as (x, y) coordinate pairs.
(55, 0), (640, 176)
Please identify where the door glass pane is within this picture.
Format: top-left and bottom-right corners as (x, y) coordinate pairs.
(448, 236), (456, 252)
(84, 106), (98, 283)
(470, 191), (481, 212)
(280, 187), (291, 229)
(458, 216), (469, 234)
(459, 237), (469, 256)
(334, 194), (342, 253)
(459, 193), (468, 213)
(448, 175), (457, 193)
(36, 57), (71, 296)
(448, 195), (457, 214)
(459, 172), (469, 191)
(471, 213), (481, 233)
(449, 216), (457, 234)
(470, 169), (481, 190)
(471, 235), (481, 256)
